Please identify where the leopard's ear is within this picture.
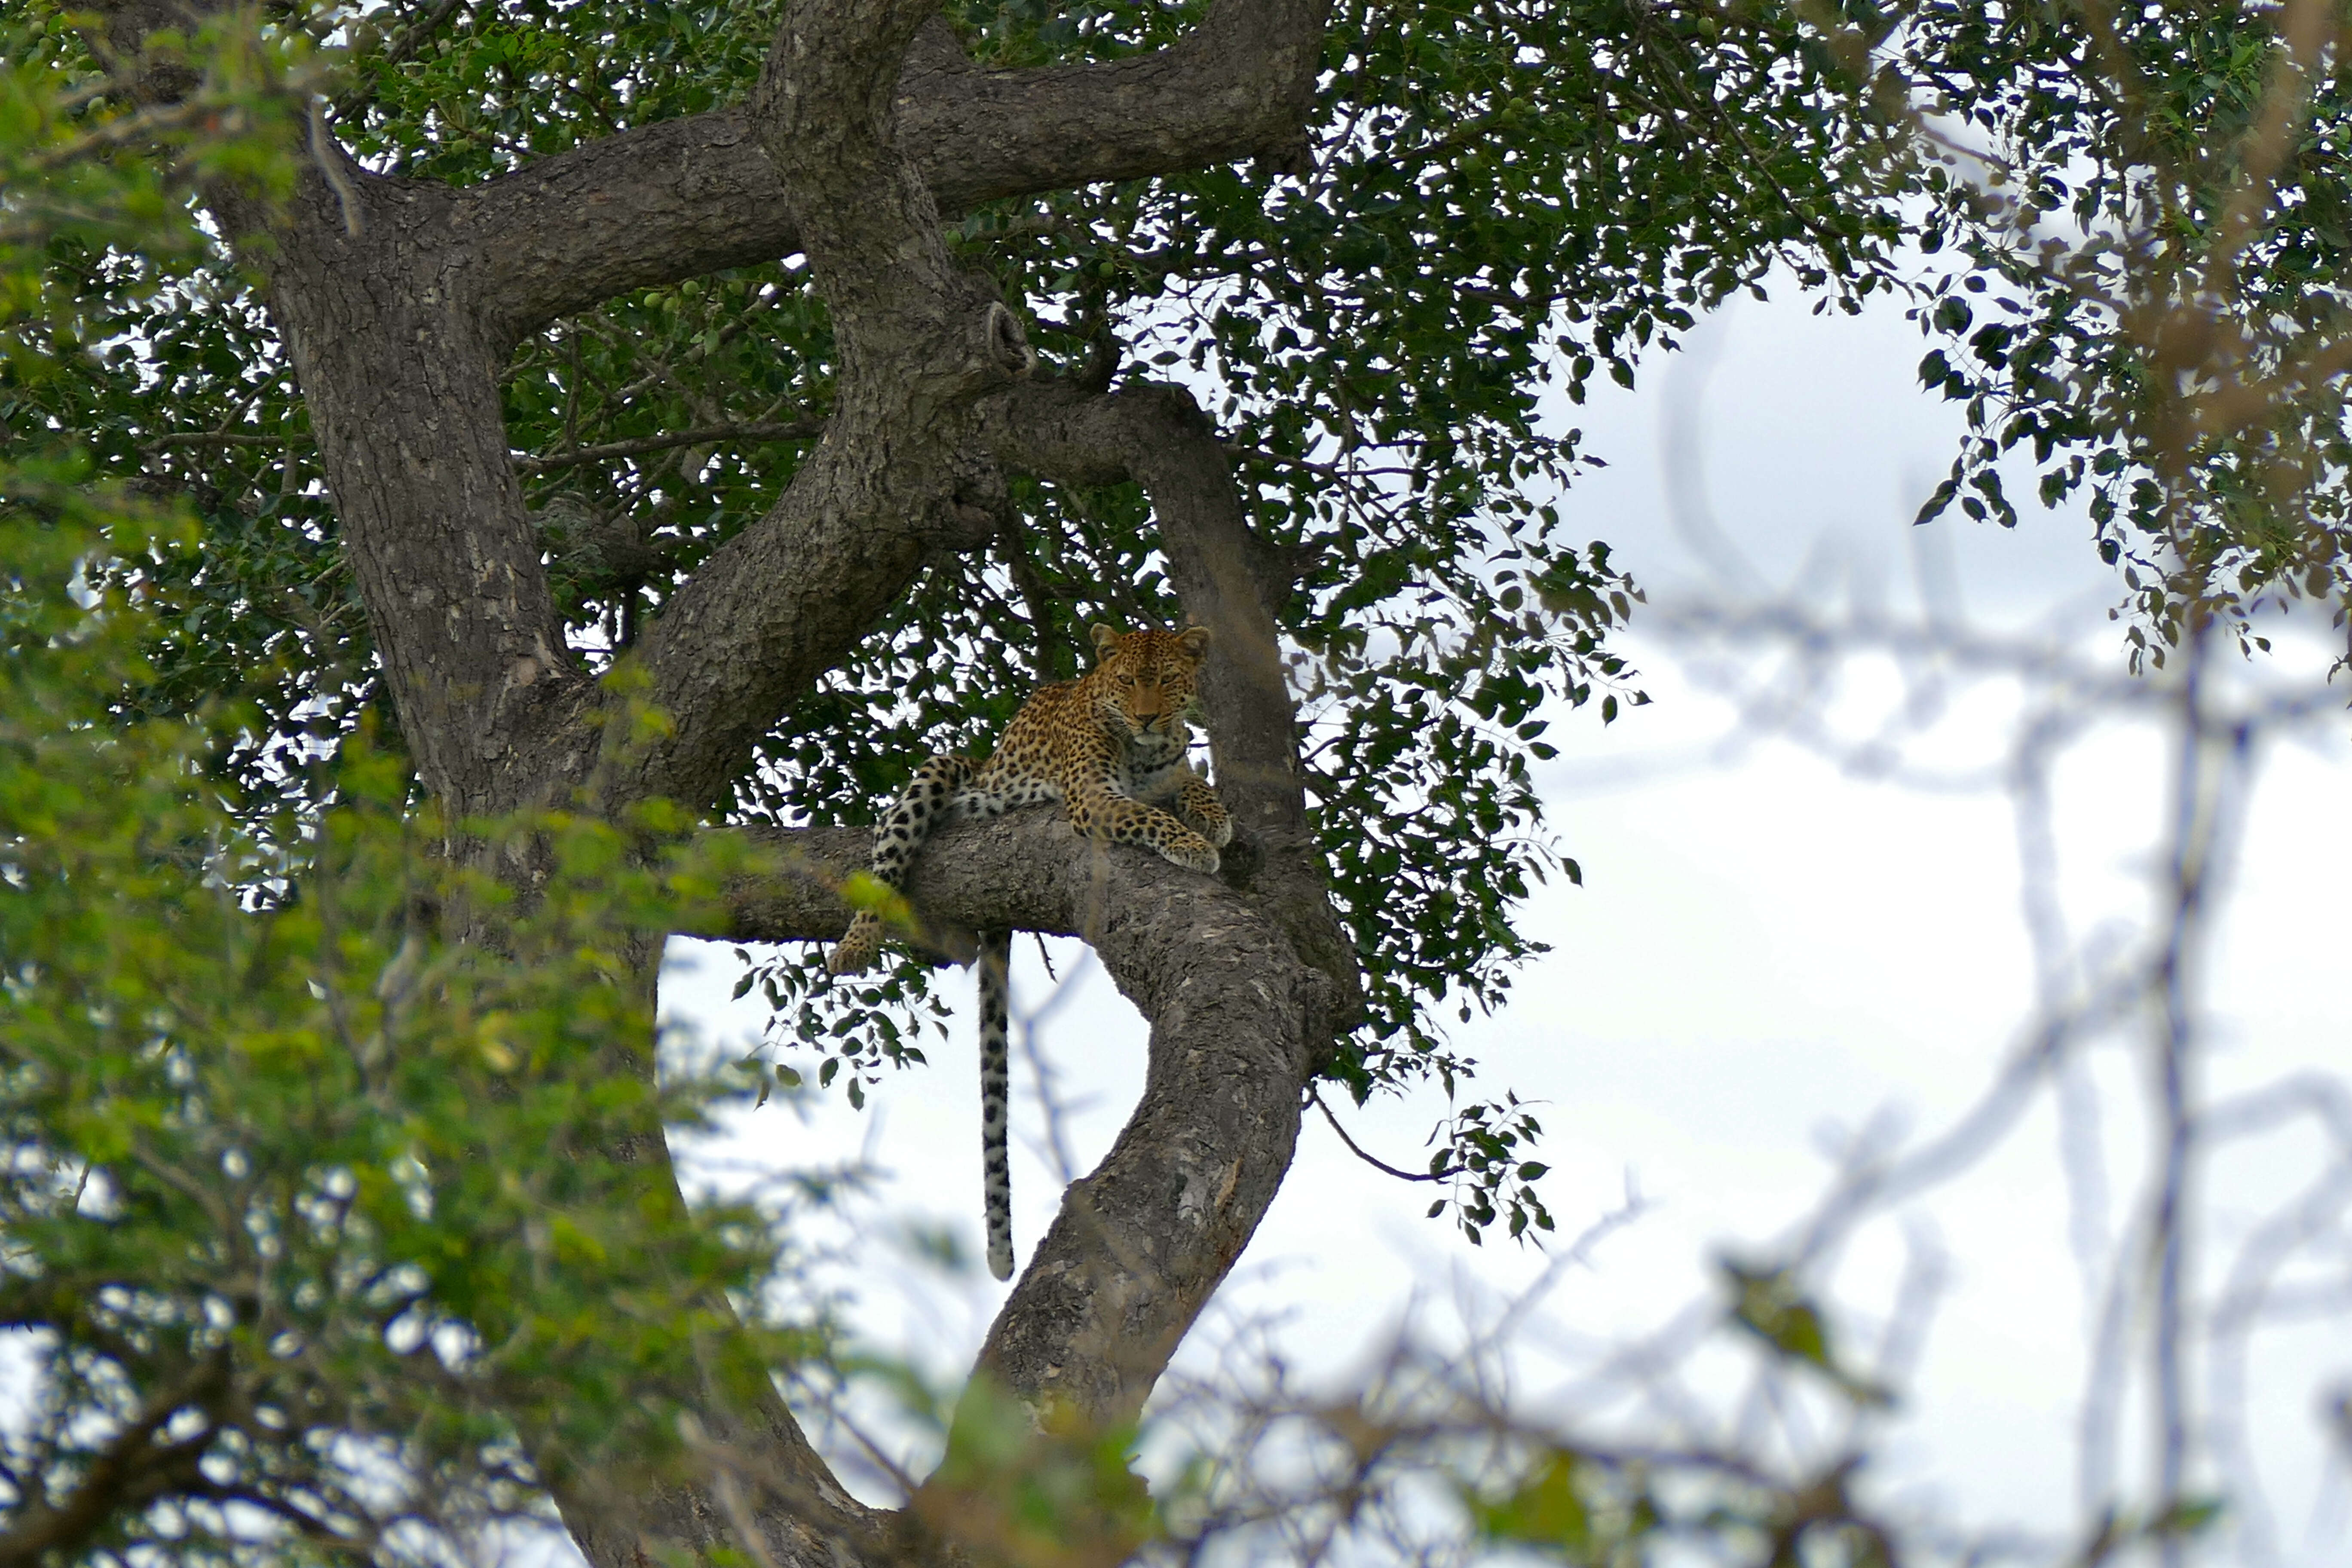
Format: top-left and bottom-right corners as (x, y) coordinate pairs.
(1089, 624), (1123, 660)
(1175, 625), (1212, 659)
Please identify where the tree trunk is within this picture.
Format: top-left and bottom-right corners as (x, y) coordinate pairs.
(95, 0), (1351, 1560)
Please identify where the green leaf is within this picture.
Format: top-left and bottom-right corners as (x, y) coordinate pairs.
(1470, 1451), (1590, 1551)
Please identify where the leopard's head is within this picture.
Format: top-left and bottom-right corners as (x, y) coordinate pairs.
(1087, 624), (1211, 738)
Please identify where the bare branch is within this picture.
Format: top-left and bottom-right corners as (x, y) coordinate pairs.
(1309, 1087), (1451, 1184)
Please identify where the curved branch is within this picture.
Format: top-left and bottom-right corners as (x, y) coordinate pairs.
(706, 808), (1320, 1432)
(1312, 1086), (1453, 1182)
(466, 0), (1334, 344)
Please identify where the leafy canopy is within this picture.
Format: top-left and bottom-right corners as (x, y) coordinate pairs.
(1892, 0), (2352, 662)
(12, 0), (1923, 1244)
(17, 0), (2349, 1254)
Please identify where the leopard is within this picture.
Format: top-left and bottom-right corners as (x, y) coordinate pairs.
(826, 624), (1233, 1280)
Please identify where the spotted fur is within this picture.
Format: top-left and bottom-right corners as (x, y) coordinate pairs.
(975, 933), (1013, 1280)
(827, 624), (1233, 1280)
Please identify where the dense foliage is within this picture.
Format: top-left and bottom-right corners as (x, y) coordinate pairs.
(3, 37), (800, 1561)
(33, 0), (2351, 1250)
(0, 619), (794, 1564)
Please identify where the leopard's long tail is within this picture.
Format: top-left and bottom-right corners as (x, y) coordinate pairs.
(977, 928), (1014, 1281)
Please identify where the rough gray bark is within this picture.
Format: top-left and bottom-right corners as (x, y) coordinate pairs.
(94, 0), (1352, 1563)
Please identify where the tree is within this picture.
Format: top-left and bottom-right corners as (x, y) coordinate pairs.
(7, 0), (2351, 1565)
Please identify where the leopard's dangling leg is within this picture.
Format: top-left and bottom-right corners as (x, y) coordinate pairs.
(977, 929), (1015, 1281)
(828, 754), (978, 975)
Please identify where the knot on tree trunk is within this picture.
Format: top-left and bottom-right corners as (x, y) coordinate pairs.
(985, 300), (1034, 376)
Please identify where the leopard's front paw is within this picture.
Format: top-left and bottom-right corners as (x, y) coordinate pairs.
(1159, 832), (1222, 876)
(1176, 782), (1233, 848)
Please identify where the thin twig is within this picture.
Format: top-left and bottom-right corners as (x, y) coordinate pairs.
(1308, 1087), (1452, 1182)
(514, 420), (823, 475)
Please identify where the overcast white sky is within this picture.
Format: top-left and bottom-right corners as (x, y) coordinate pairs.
(661, 282), (2352, 1563)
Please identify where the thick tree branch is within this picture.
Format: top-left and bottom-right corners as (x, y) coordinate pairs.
(962, 835), (1315, 1428)
(204, 163), (591, 818)
(464, 0), (1334, 345)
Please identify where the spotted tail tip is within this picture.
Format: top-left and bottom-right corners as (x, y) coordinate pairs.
(827, 912), (882, 975)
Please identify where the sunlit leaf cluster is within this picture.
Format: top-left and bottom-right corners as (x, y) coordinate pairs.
(2, 47), (813, 1558)
(0, 493), (814, 1568)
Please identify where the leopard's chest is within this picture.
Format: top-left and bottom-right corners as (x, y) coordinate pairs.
(994, 714), (1189, 799)
(1107, 727), (1190, 798)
